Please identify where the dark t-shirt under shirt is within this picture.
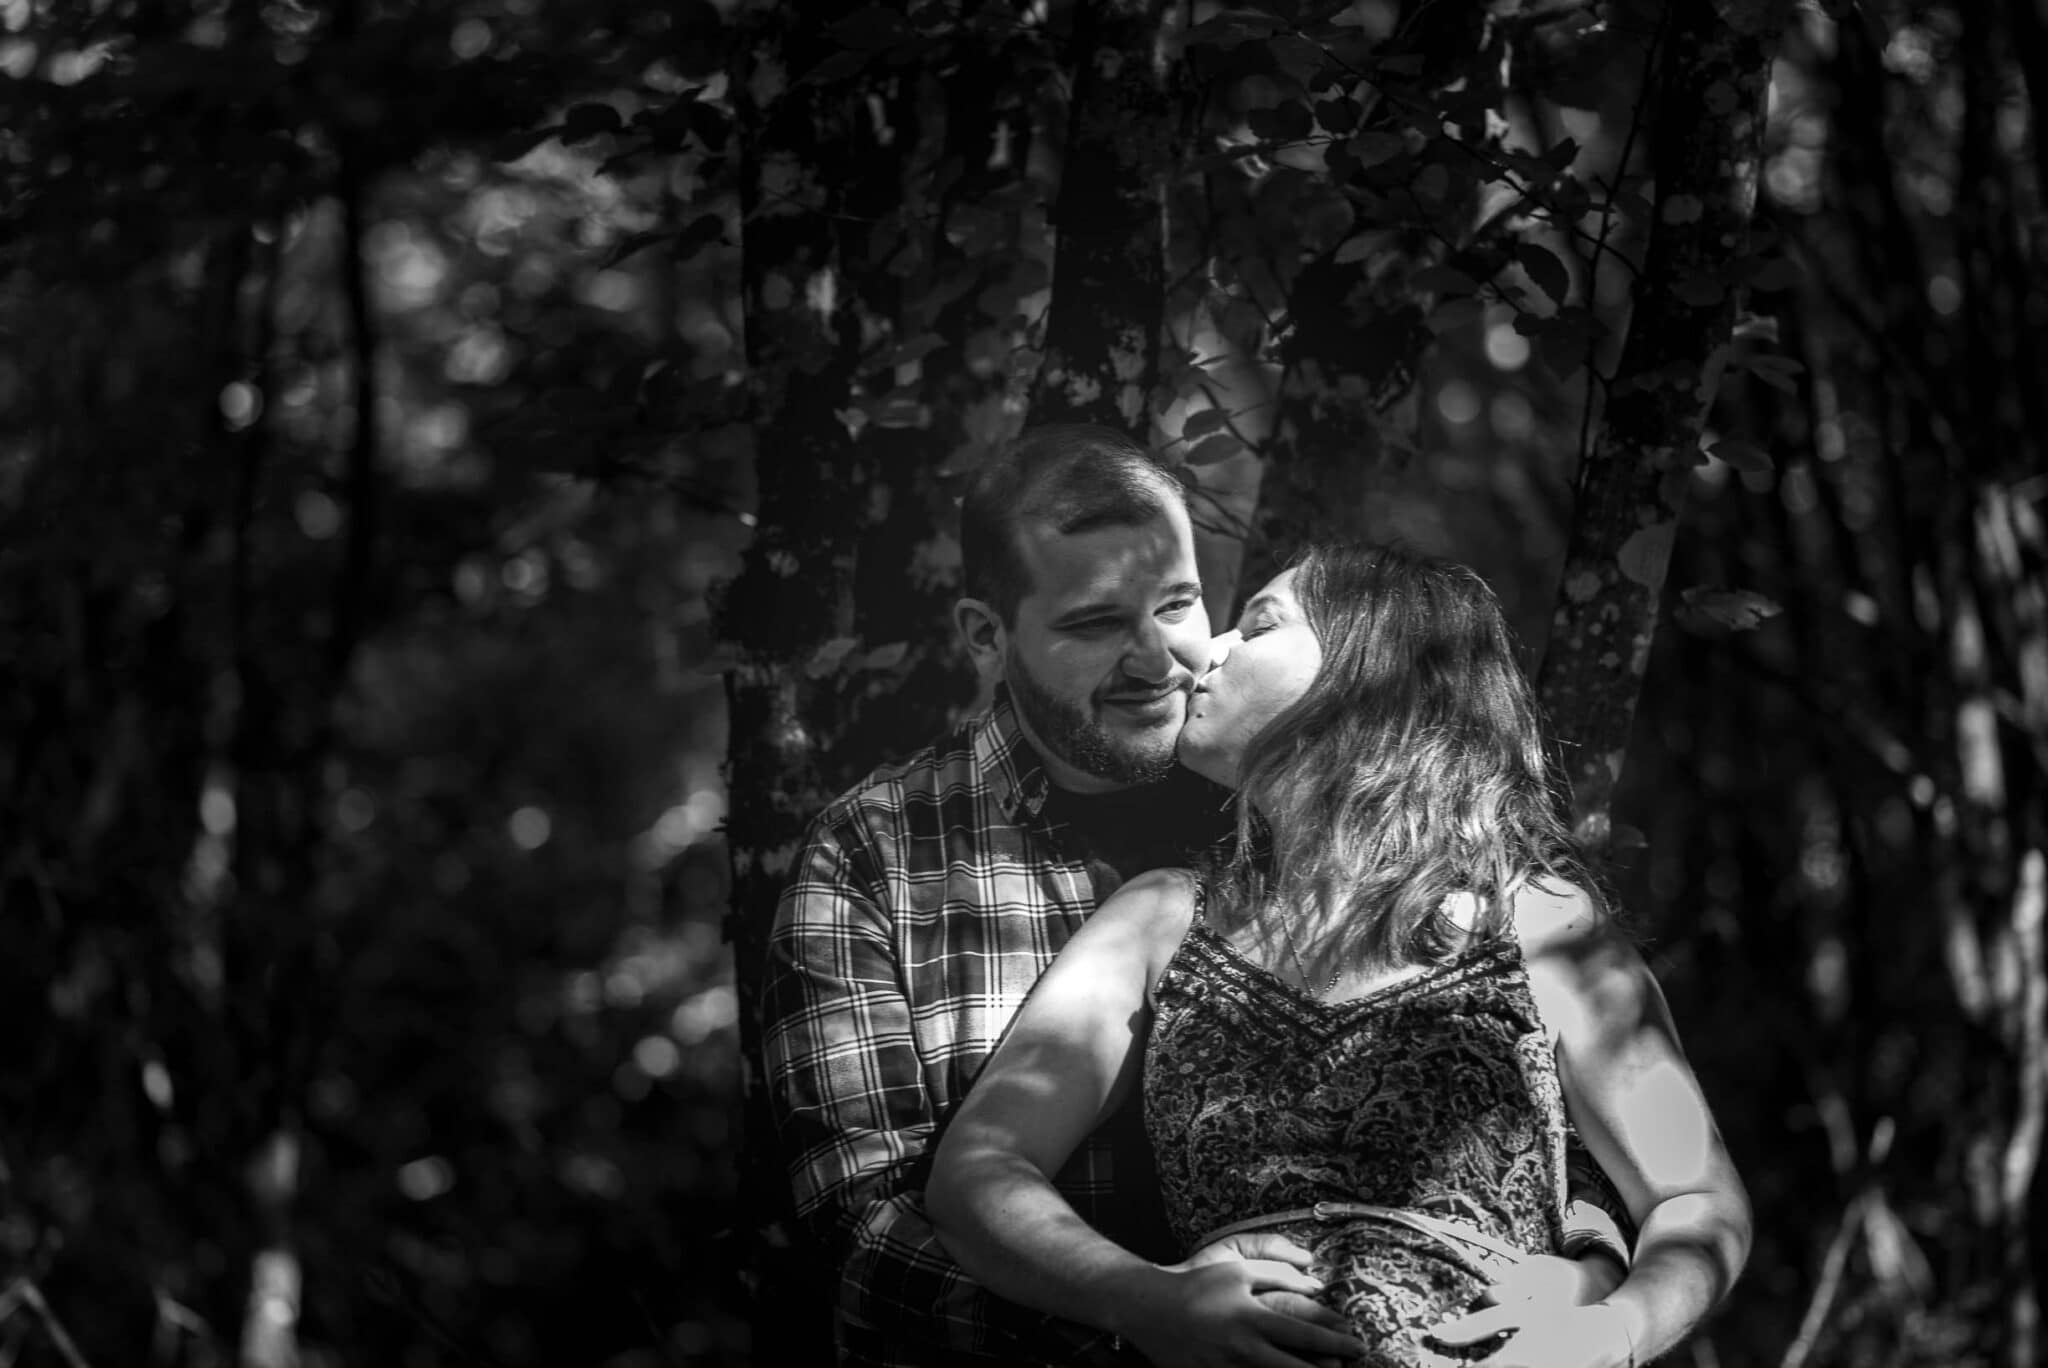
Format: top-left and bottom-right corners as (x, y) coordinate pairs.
(1033, 765), (1234, 1265)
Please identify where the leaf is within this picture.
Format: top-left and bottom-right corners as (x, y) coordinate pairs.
(864, 394), (928, 429)
(1425, 296), (1485, 334)
(1413, 163), (1450, 202)
(1348, 130), (1406, 167)
(799, 48), (872, 86)
(828, 5), (913, 49)
(944, 203), (1006, 258)
(1706, 436), (1773, 475)
(976, 279), (1026, 320)
(1676, 586), (1783, 634)
(602, 228), (678, 269)
(1514, 242), (1570, 306)
(1334, 234), (1375, 265)
(1247, 101), (1314, 143)
(1186, 12), (1285, 48)
(1269, 35), (1326, 85)
(1185, 433), (1245, 466)
(1740, 353), (1805, 393)
(1181, 408), (1233, 441)
(885, 333), (948, 367)
(1616, 521), (1676, 590)
(560, 103), (623, 143)
(859, 641), (910, 672)
(805, 636), (860, 678)
(1315, 96), (1359, 134)
(491, 125), (558, 163)
(1411, 264), (1480, 295)
(671, 213), (728, 262)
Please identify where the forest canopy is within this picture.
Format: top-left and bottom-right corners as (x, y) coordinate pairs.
(1, 2), (2043, 1367)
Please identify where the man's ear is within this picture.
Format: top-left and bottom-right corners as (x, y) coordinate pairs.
(953, 597), (1007, 684)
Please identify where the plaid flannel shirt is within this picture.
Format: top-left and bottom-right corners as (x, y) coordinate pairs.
(763, 691), (1147, 1367)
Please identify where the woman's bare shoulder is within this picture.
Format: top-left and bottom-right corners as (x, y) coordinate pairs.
(1096, 867), (1200, 930)
(1506, 876), (1609, 962)
(1085, 866), (1201, 976)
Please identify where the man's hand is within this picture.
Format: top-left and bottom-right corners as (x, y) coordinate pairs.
(1110, 1242), (1364, 1368)
(1182, 1232), (1359, 1368)
(1423, 1301), (1632, 1368)
(1184, 1231), (1322, 1274)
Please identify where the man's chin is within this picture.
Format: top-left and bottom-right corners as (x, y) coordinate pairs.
(1093, 731), (1181, 785)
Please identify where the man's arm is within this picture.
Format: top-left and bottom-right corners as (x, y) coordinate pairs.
(762, 818), (1114, 1363)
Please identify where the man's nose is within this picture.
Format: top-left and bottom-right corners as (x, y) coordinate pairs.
(1124, 616), (1180, 682)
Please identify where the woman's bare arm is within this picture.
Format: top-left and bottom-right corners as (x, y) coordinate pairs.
(1444, 881), (1751, 1368)
(926, 869), (1364, 1368)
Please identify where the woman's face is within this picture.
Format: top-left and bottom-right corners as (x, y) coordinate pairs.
(1178, 568), (1324, 788)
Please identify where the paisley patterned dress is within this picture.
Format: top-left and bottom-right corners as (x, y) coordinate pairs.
(1143, 904), (1570, 1366)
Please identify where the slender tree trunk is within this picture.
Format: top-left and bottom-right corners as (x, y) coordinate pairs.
(1028, 0), (1175, 432)
(1534, 0), (1783, 843)
(721, 6), (915, 1358)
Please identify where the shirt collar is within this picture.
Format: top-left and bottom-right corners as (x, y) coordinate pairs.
(976, 685), (1053, 822)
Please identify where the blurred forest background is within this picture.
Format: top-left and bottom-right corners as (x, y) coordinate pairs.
(1, 1), (2043, 1367)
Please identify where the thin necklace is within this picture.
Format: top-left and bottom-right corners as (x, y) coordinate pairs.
(1279, 921), (1342, 998)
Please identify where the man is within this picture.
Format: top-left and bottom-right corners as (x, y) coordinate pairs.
(763, 425), (1624, 1365)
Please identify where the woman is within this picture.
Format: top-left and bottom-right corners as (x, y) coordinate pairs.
(926, 544), (1750, 1368)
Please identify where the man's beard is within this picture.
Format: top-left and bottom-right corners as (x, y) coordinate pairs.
(1006, 650), (1183, 787)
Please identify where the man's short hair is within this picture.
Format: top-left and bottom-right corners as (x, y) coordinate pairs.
(959, 424), (1189, 622)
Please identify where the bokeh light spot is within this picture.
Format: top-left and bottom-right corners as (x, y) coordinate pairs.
(508, 806), (552, 850)
(397, 1156), (454, 1201)
(634, 1035), (681, 1080)
(219, 381), (261, 430)
(1435, 380), (1481, 426)
(1483, 322), (1530, 372)
(296, 490), (341, 540)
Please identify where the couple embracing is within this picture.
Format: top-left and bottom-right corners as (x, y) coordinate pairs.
(763, 424), (1750, 1367)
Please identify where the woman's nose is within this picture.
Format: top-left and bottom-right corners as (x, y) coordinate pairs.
(1205, 630), (1241, 674)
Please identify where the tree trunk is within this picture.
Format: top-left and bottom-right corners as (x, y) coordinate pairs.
(721, 6), (919, 1359)
(1534, 0), (1782, 844)
(1028, 0), (1175, 433)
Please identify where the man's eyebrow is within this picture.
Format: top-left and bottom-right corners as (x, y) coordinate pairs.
(1050, 598), (1125, 624)
(1049, 581), (1203, 626)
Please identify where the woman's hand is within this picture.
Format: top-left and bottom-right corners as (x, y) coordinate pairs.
(1424, 1300), (1634, 1368)
(1471, 1250), (1624, 1312)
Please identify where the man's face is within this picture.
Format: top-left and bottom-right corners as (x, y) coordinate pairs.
(998, 502), (1210, 793)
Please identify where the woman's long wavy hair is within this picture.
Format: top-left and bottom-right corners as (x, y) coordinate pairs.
(1208, 542), (1598, 974)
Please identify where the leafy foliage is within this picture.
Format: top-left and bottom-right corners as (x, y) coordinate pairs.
(1, 3), (2042, 1368)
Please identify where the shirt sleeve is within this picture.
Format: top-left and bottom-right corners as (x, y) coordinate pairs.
(763, 812), (1120, 1364)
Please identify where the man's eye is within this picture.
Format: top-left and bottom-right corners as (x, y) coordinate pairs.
(1064, 617), (1118, 634)
(1158, 599), (1197, 619)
